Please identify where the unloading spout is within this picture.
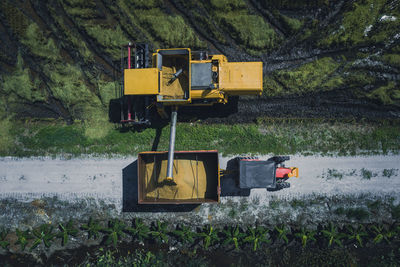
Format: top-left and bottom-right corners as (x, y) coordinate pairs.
(166, 107), (178, 181)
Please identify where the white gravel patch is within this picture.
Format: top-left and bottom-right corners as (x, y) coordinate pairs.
(0, 157), (136, 209)
(219, 154), (400, 201)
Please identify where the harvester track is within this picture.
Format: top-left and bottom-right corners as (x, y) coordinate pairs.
(197, 94), (400, 124)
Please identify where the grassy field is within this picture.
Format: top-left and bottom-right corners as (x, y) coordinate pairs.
(1, 118), (399, 157)
(0, 0), (399, 122)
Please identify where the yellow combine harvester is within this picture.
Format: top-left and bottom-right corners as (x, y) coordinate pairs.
(123, 44), (262, 113)
(112, 43), (262, 125)
(112, 43), (263, 181)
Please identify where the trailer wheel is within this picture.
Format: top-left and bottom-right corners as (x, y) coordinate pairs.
(268, 181), (290, 191)
(276, 181), (290, 190)
(268, 156), (290, 165)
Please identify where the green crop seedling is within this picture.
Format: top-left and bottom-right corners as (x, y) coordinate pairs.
(275, 225), (290, 245)
(345, 225), (367, 247)
(149, 221), (169, 244)
(81, 217), (103, 240)
(222, 225), (245, 250)
(173, 224), (196, 245)
(322, 223), (345, 247)
(103, 219), (126, 247)
(370, 225), (395, 245)
(58, 220), (78, 246)
(126, 218), (150, 243)
(0, 228), (9, 250)
(295, 228), (317, 248)
(243, 226), (271, 251)
(30, 224), (55, 251)
(197, 225), (219, 250)
(15, 229), (32, 251)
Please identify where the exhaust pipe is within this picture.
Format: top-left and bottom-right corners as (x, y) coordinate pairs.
(166, 107), (178, 181)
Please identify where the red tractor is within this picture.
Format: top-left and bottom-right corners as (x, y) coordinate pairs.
(234, 156), (298, 191)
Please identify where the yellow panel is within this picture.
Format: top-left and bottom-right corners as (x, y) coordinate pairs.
(191, 89), (224, 99)
(124, 68), (159, 95)
(144, 159), (208, 200)
(219, 62), (263, 95)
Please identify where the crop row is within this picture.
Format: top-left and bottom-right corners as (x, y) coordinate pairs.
(1, 219), (400, 253)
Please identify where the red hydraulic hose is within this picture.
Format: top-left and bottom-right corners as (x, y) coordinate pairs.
(128, 44), (131, 69)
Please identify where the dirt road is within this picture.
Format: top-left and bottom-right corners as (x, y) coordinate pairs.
(0, 154), (399, 228)
(1, 155), (399, 202)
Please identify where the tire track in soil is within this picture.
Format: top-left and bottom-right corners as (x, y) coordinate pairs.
(199, 94), (400, 124)
(164, 0), (221, 54)
(245, 0), (288, 38)
(169, 0), (257, 62)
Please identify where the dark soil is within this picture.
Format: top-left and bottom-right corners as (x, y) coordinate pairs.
(1, 239), (399, 266)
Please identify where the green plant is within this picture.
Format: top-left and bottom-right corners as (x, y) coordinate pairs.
(126, 218), (150, 242)
(290, 199), (306, 208)
(149, 221), (169, 244)
(294, 228), (317, 248)
(370, 225), (395, 244)
(222, 225), (245, 250)
(345, 208), (370, 220)
(57, 220), (79, 246)
(197, 225), (219, 250)
(82, 247), (165, 267)
(94, 248), (116, 266)
(321, 223), (345, 247)
(130, 250), (163, 267)
(30, 224), (55, 251)
(383, 169), (397, 178)
(325, 169), (343, 180)
(81, 217), (103, 240)
(275, 225), (290, 244)
(391, 204), (400, 220)
(345, 225), (367, 247)
(243, 226), (271, 251)
(0, 228), (9, 250)
(269, 199), (281, 209)
(220, 14), (277, 50)
(395, 224), (400, 240)
(173, 224), (196, 244)
(103, 219), (126, 247)
(15, 229), (32, 251)
(228, 208), (237, 218)
(361, 168), (374, 179)
(264, 57), (342, 97)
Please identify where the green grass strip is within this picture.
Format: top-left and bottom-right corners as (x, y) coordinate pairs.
(1, 119), (400, 157)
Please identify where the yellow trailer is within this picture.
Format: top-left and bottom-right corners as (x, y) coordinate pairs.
(137, 150), (220, 204)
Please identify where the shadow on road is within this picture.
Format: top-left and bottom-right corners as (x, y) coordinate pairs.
(122, 160), (199, 212)
(220, 158), (250, 197)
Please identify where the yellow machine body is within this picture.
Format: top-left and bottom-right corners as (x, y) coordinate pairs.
(137, 150), (220, 204)
(123, 48), (262, 106)
(219, 62), (263, 95)
(124, 68), (159, 95)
